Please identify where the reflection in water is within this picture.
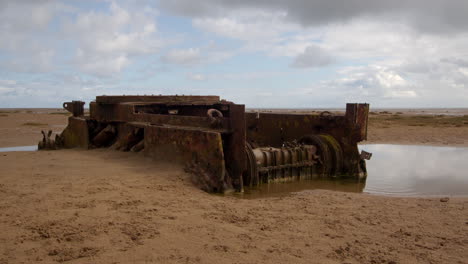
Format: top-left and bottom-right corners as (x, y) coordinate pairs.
(363, 144), (468, 196)
(0, 145), (38, 152)
(238, 144), (468, 198)
(238, 179), (366, 199)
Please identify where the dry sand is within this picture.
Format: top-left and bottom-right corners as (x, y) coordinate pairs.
(0, 109), (467, 264)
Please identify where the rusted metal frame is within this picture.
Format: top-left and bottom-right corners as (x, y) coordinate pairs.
(223, 104), (246, 191)
(245, 112), (347, 147)
(257, 161), (316, 172)
(339, 141), (365, 178)
(127, 121), (230, 135)
(144, 124), (227, 192)
(131, 113), (230, 128)
(245, 109), (368, 179)
(147, 124), (231, 134)
(345, 103), (369, 142)
(63, 101), (85, 117)
(91, 102), (232, 129)
(89, 101), (116, 121)
(126, 122), (150, 128)
(95, 95), (221, 104)
(108, 122), (145, 151)
(132, 103), (230, 122)
(127, 102), (230, 107)
(60, 117), (90, 148)
(130, 102), (232, 115)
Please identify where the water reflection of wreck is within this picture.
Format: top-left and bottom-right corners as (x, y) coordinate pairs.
(40, 95), (370, 193)
(241, 178), (367, 199)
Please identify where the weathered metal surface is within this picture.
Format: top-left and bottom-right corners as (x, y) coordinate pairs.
(360, 150), (372, 160)
(245, 112), (346, 147)
(345, 103), (369, 141)
(90, 102), (230, 129)
(145, 125), (227, 192)
(39, 95), (370, 192)
(299, 134), (343, 177)
(245, 104), (369, 148)
(245, 104), (369, 179)
(246, 144), (319, 184)
(92, 124), (116, 147)
(38, 130), (57, 150)
(59, 117), (90, 149)
(63, 101), (85, 117)
(223, 104), (246, 191)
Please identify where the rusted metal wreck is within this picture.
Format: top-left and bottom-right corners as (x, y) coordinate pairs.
(39, 95), (370, 192)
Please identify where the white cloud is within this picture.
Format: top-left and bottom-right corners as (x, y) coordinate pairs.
(66, 3), (158, 55)
(291, 45), (334, 68)
(75, 51), (130, 77)
(386, 90), (417, 98)
(0, 73), (122, 108)
(0, 87), (15, 95)
(459, 68), (468, 78)
(1, 1), (467, 107)
(301, 63), (466, 107)
(162, 48), (202, 65)
(322, 65), (416, 100)
(193, 10), (297, 41)
(189, 13), (468, 106)
(185, 71), (289, 81)
(0, 1), (56, 36)
(0, 80), (17, 86)
(0, 0), (59, 73)
(0, 1), (163, 76)
(62, 2), (162, 76)
(187, 73), (206, 81)
(0, 50), (56, 73)
(161, 46), (235, 66)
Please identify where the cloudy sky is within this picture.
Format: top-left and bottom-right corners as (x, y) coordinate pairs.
(1, 0), (467, 108)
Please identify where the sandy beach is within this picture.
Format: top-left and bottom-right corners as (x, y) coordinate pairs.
(0, 109), (467, 263)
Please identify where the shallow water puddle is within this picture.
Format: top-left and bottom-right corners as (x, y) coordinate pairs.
(237, 144), (468, 198)
(363, 144), (468, 196)
(235, 179), (366, 199)
(0, 145), (38, 152)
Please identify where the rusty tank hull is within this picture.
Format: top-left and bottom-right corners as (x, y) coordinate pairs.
(39, 95), (370, 192)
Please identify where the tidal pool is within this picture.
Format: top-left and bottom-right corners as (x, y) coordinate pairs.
(363, 144), (468, 197)
(0, 145), (38, 152)
(239, 144), (468, 198)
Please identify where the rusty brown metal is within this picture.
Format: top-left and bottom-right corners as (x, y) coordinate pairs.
(38, 130), (56, 150)
(145, 125), (227, 192)
(59, 117), (90, 148)
(40, 95), (370, 192)
(247, 144), (319, 184)
(63, 101), (85, 117)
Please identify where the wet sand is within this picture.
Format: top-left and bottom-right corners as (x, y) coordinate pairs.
(0, 109), (69, 148)
(366, 110), (468, 147)
(0, 109), (467, 263)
